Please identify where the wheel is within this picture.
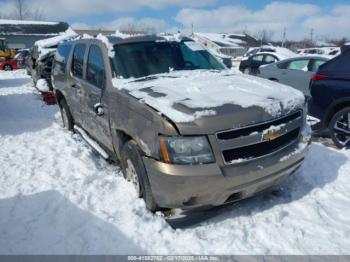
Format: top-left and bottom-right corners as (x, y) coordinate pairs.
(59, 99), (74, 131)
(4, 65), (12, 71)
(243, 67), (251, 75)
(120, 140), (158, 212)
(329, 107), (350, 148)
(269, 78), (279, 82)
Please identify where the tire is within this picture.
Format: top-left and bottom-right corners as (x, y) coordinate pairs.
(120, 140), (158, 212)
(59, 99), (74, 131)
(329, 107), (350, 149)
(269, 78), (279, 82)
(4, 65), (12, 71)
(243, 67), (251, 75)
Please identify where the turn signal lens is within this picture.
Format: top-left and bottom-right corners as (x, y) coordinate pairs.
(159, 138), (171, 164)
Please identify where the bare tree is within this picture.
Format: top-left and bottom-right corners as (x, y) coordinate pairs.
(13, 0), (29, 20)
(11, 0), (45, 20)
(254, 29), (275, 45)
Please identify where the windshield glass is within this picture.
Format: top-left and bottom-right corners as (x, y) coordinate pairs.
(112, 40), (225, 79)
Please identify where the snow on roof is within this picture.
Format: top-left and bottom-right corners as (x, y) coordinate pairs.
(0, 19), (58, 25)
(0, 20), (69, 36)
(35, 28), (78, 59)
(195, 33), (243, 48)
(113, 30), (143, 39)
(96, 34), (115, 57)
(35, 28), (77, 48)
(254, 46), (298, 60)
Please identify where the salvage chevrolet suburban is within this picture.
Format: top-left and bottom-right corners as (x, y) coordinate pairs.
(52, 35), (311, 212)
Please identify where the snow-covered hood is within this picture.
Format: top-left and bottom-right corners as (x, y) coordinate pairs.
(112, 70), (305, 127)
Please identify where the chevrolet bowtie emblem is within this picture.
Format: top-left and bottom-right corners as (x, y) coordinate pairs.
(262, 130), (280, 141)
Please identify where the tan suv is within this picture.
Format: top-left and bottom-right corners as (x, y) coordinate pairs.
(52, 35), (311, 212)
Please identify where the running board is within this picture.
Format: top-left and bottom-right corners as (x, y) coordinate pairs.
(73, 125), (109, 159)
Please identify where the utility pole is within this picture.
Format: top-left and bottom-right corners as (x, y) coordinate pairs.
(310, 28), (314, 44)
(282, 27), (286, 47)
(191, 23), (194, 37)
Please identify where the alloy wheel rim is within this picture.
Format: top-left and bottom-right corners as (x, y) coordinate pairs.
(4, 65), (11, 71)
(333, 112), (350, 147)
(125, 159), (141, 195)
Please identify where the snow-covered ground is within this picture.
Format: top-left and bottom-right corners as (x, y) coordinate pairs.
(1, 70), (350, 255)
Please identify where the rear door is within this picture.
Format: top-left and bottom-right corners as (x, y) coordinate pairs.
(278, 58), (311, 95)
(249, 54), (264, 74)
(80, 44), (112, 149)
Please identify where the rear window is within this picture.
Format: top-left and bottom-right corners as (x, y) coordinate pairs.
(55, 44), (72, 65)
(72, 44), (86, 78)
(287, 60), (309, 71)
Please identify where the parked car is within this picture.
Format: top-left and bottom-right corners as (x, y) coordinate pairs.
(26, 44), (56, 89)
(257, 56), (329, 97)
(0, 58), (18, 71)
(27, 28), (78, 90)
(308, 49), (350, 148)
(53, 35), (311, 212)
(14, 49), (30, 69)
(239, 52), (285, 75)
(297, 47), (340, 57)
(244, 46), (297, 58)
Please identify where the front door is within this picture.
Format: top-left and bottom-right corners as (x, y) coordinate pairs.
(80, 44), (112, 150)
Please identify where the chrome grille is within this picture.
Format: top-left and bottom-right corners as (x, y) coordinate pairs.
(216, 111), (303, 165)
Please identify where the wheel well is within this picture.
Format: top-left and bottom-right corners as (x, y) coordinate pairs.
(114, 130), (133, 157)
(269, 78), (278, 82)
(55, 90), (64, 105)
(325, 101), (350, 126)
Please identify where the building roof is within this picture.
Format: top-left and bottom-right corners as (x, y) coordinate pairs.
(194, 32), (260, 48)
(0, 19), (69, 36)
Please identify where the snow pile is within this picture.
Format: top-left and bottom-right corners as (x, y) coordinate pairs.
(35, 28), (78, 59)
(113, 70), (305, 123)
(36, 79), (50, 93)
(96, 34), (115, 57)
(1, 70), (350, 255)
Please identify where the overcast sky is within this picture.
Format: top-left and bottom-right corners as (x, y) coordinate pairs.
(1, 0), (350, 40)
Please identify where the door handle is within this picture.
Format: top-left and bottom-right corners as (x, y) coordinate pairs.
(94, 103), (104, 116)
(71, 84), (79, 89)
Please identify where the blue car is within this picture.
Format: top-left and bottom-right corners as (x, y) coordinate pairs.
(308, 49), (350, 148)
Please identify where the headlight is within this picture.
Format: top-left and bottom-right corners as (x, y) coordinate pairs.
(159, 136), (215, 165)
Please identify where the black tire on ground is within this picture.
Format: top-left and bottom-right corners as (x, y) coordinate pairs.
(4, 65), (12, 71)
(120, 140), (158, 212)
(329, 107), (350, 149)
(59, 99), (74, 131)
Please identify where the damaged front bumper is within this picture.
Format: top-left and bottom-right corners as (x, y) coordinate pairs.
(143, 128), (311, 210)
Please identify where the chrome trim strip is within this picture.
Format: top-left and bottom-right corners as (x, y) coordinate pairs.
(215, 110), (303, 140)
(222, 137), (300, 166)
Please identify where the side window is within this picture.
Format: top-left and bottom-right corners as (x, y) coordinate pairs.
(264, 55), (278, 63)
(287, 60), (309, 71)
(72, 44), (86, 78)
(252, 55), (264, 62)
(310, 59), (327, 72)
(86, 45), (105, 89)
(54, 44), (72, 74)
(277, 61), (288, 69)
